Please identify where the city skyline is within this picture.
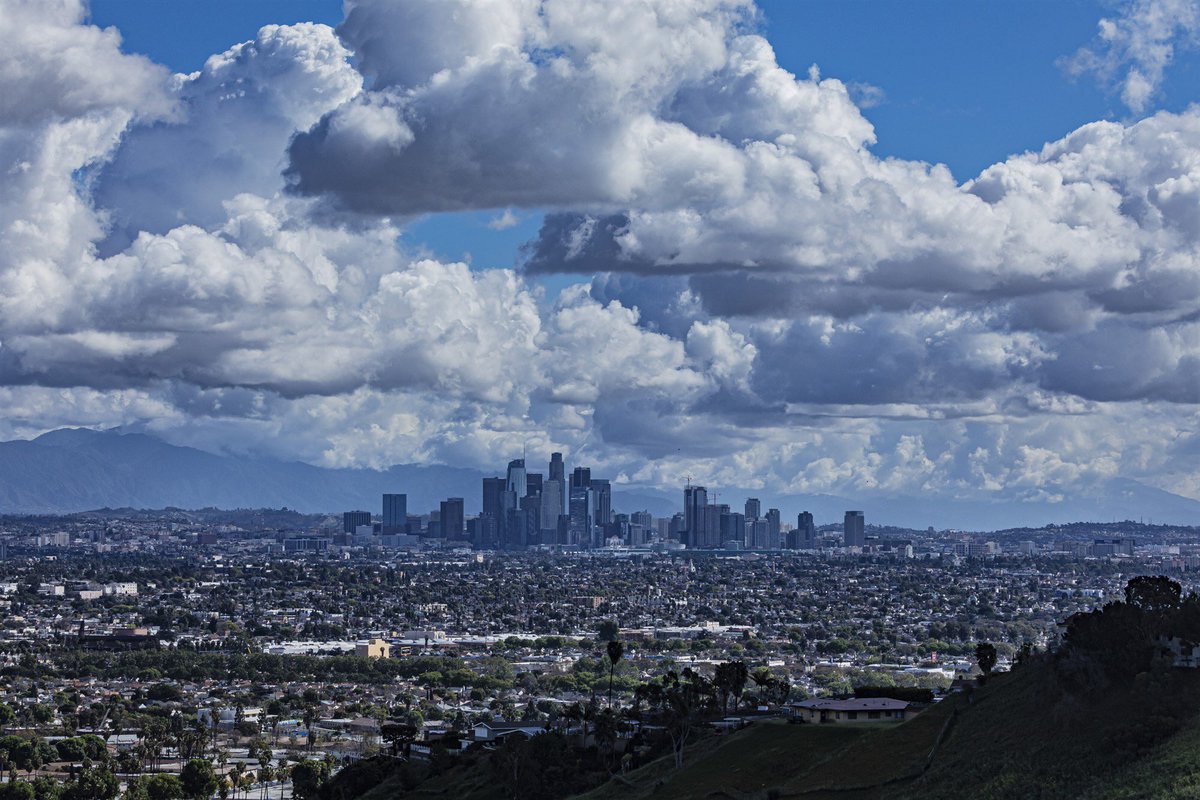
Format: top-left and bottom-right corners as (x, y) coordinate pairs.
(3, 1), (1200, 519)
(336, 449), (864, 551)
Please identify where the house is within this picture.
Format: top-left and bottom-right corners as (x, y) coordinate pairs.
(198, 706), (263, 730)
(1158, 635), (1200, 668)
(471, 720), (547, 742)
(790, 697), (911, 724)
(106, 733), (141, 752)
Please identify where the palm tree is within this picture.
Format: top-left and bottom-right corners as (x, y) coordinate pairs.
(302, 707), (318, 753)
(730, 661), (749, 712)
(606, 640), (625, 708)
(593, 708), (619, 772)
(231, 762), (245, 800)
(255, 741), (272, 800)
(564, 702), (583, 744)
(751, 667), (773, 705)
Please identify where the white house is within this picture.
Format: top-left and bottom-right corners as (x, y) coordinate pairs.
(790, 697), (911, 724)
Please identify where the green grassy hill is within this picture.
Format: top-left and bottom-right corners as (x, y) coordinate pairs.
(578, 661), (1200, 800)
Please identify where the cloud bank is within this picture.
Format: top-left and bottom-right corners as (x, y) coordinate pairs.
(1, 0), (1199, 514)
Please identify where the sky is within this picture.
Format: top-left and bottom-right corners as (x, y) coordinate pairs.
(3, 0), (1200, 512)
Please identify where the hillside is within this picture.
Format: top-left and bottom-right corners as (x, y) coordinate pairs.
(322, 670), (1200, 800)
(573, 663), (1200, 800)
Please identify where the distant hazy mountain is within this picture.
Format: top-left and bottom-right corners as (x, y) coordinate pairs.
(1, 428), (1198, 529)
(0, 428), (486, 516)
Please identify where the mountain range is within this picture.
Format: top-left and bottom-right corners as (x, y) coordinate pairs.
(1, 428), (1199, 530)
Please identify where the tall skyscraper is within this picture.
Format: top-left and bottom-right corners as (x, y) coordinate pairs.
(526, 472), (543, 499)
(750, 518), (768, 548)
(440, 498), (465, 541)
(343, 510), (371, 534)
(549, 452), (566, 516)
(669, 512), (686, 541)
(480, 477), (507, 549)
(720, 510), (745, 546)
(766, 508), (781, 550)
(844, 510), (865, 548)
(569, 486), (592, 546)
(382, 494), (407, 532)
(591, 478), (612, 527)
(570, 466), (591, 492)
(744, 498), (761, 520)
(795, 511), (816, 549)
(702, 504), (726, 549)
(539, 480), (564, 535)
(506, 459), (527, 499)
(519, 494), (541, 544)
(683, 484), (707, 548)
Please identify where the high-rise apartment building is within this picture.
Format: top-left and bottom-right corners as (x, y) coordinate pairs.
(749, 518), (768, 548)
(382, 494), (407, 532)
(766, 508), (781, 549)
(440, 498), (465, 541)
(480, 477), (507, 549)
(343, 510), (371, 534)
(702, 504), (726, 549)
(684, 484), (707, 547)
(720, 510), (745, 547)
(568, 486), (592, 546)
(844, 510), (865, 548)
(744, 498), (761, 520)
(591, 479), (612, 527)
(794, 511), (816, 549)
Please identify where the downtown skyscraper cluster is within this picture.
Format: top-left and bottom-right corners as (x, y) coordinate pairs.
(478, 454), (613, 549)
(682, 483), (821, 551)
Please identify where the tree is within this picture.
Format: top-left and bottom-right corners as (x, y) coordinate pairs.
(593, 708), (620, 772)
(597, 620), (619, 643)
(230, 764), (244, 800)
(301, 707), (318, 753)
(605, 640), (624, 708)
(728, 661), (749, 711)
(1125, 575), (1182, 614)
(490, 732), (585, 800)
(643, 669), (714, 769)
(180, 759), (218, 800)
(750, 667), (773, 702)
(0, 782), (35, 800)
(379, 723), (417, 759)
(289, 760), (329, 800)
(975, 642), (998, 679)
(125, 775), (183, 800)
(29, 778), (60, 800)
(60, 767), (119, 800)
